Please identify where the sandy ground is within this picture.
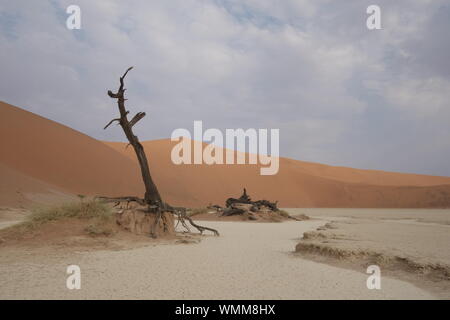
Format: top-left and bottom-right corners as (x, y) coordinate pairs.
(0, 219), (436, 299)
(291, 208), (450, 224)
(288, 208), (450, 298)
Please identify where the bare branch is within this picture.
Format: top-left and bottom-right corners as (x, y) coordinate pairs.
(107, 90), (120, 99)
(119, 66), (134, 91)
(103, 118), (120, 130)
(129, 112), (146, 127)
(121, 66), (134, 80)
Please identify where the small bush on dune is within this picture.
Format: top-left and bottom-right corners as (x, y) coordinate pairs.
(2, 200), (114, 237)
(29, 200), (113, 224)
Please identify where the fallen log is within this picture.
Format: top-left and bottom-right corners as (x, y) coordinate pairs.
(225, 188), (279, 212)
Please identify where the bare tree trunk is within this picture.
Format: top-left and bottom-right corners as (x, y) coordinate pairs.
(105, 67), (162, 207)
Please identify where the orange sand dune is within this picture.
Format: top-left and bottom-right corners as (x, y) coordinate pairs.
(0, 101), (143, 201)
(0, 162), (72, 207)
(283, 158), (450, 187)
(105, 140), (450, 208)
(1, 101), (450, 208)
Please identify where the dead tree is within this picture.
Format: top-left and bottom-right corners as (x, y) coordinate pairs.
(104, 67), (219, 237)
(106, 67), (162, 207)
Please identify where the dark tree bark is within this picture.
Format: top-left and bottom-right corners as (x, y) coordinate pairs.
(106, 67), (162, 207)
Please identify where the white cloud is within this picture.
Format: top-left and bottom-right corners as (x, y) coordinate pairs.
(384, 77), (450, 117)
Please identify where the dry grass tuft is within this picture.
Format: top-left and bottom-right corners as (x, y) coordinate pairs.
(84, 223), (114, 237)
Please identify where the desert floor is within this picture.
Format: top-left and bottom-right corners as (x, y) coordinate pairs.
(0, 211), (443, 299)
(289, 208), (450, 299)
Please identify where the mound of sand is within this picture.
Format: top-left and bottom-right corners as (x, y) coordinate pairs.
(0, 200), (177, 249)
(189, 208), (298, 222)
(0, 200), (117, 247)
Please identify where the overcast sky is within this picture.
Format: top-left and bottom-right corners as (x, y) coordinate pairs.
(1, 0), (449, 176)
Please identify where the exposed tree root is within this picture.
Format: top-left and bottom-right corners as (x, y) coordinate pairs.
(97, 196), (220, 237)
(184, 214), (220, 236)
(166, 205), (220, 236)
